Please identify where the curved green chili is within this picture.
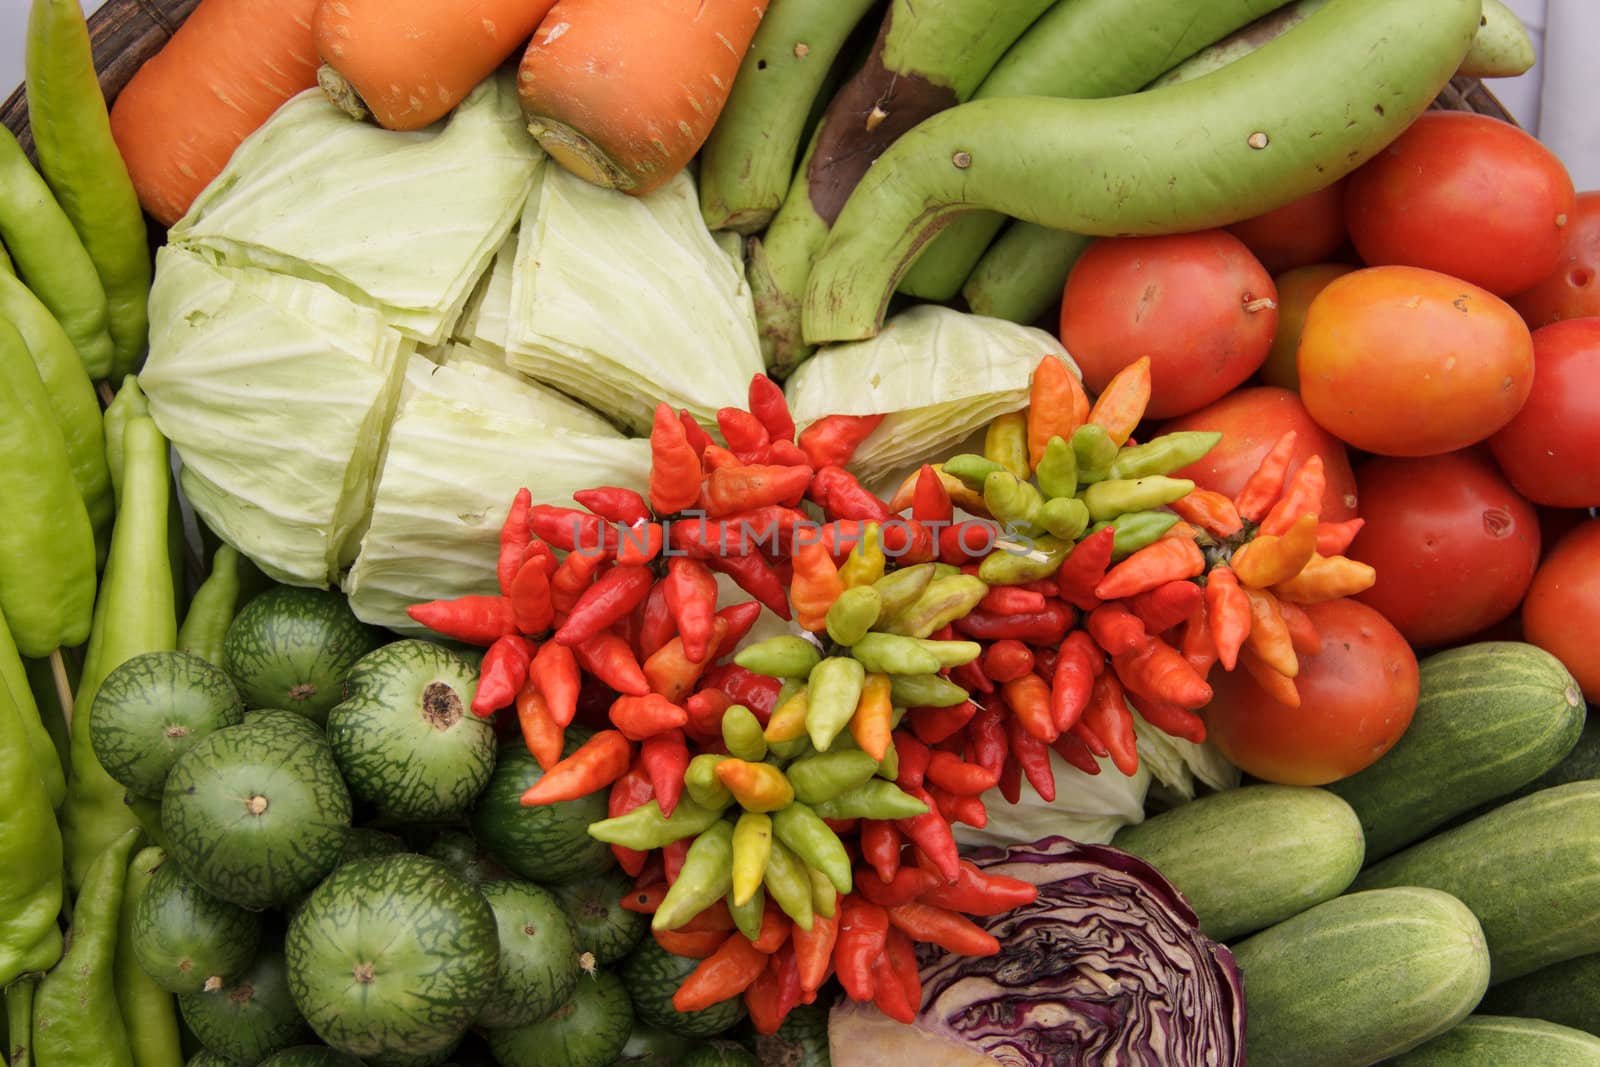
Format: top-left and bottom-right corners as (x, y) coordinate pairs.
(103, 378), (187, 614)
(113, 847), (183, 1067)
(61, 415), (176, 894)
(176, 545), (245, 671)
(32, 827), (139, 1067)
(0, 126), (113, 379)
(0, 653), (64, 989)
(0, 270), (114, 563)
(26, 0), (154, 381)
(0, 609), (65, 810)
(0, 317), (97, 659)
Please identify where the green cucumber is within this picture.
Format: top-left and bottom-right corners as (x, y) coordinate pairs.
(1388, 1015), (1600, 1065)
(1230, 887), (1490, 1067)
(1110, 784), (1363, 940)
(800, 0), (1481, 345)
(1478, 953), (1600, 1036)
(1353, 781), (1600, 984)
(1327, 642), (1585, 862)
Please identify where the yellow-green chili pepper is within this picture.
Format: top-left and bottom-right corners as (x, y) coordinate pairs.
(0, 646), (64, 988)
(1109, 431), (1221, 480)
(176, 545), (246, 672)
(977, 533), (1073, 585)
(62, 415), (176, 893)
(875, 738), (899, 782)
(982, 470), (1043, 532)
(772, 803), (852, 896)
(730, 812), (772, 909)
(735, 636), (822, 679)
(1039, 496), (1091, 541)
(0, 318), (97, 659)
(837, 523), (885, 589)
(876, 575), (988, 640)
(848, 633), (943, 676)
(805, 656), (866, 752)
(728, 884), (764, 942)
(653, 821), (735, 932)
(683, 755), (734, 811)
(1071, 423), (1119, 484)
(825, 586), (881, 647)
(811, 779), (928, 821)
(1081, 476), (1196, 522)
(869, 563), (936, 619)
(888, 674), (969, 708)
(786, 750), (880, 806)
(1035, 435), (1078, 499)
(113, 846), (183, 1067)
(983, 411), (1030, 480)
(910, 638), (983, 669)
(587, 796), (725, 851)
(33, 827), (141, 1066)
(1086, 510), (1183, 559)
(808, 867), (838, 920)
(721, 705), (767, 763)
(762, 836), (814, 932)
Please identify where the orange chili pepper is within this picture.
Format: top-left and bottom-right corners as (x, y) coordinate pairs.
(1082, 671), (1139, 777)
(1275, 598), (1322, 656)
(643, 619), (727, 704)
(509, 555), (556, 635)
(703, 463), (815, 518)
(520, 729), (632, 806)
(1026, 355), (1091, 469)
(1230, 513), (1319, 589)
(1233, 430), (1299, 522)
(1258, 454), (1326, 536)
(886, 902), (1000, 957)
(1086, 355), (1151, 446)
(1204, 564), (1252, 671)
(1094, 534), (1206, 600)
(406, 594), (518, 646)
(609, 693), (689, 741)
(1273, 554), (1377, 604)
(1169, 487), (1244, 538)
(550, 549), (604, 622)
(649, 402), (705, 515)
(1112, 635), (1214, 711)
(515, 679), (565, 770)
(792, 911), (839, 994)
(798, 414), (886, 470)
(1239, 646), (1303, 709)
(654, 927), (727, 960)
(575, 632), (651, 696)
(752, 899), (793, 954)
(531, 640), (581, 727)
(622, 883), (668, 914)
(762, 688), (810, 743)
(715, 759), (796, 813)
(790, 541), (843, 633)
(1001, 673), (1058, 743)
(849, 673), (894, 762)
(1316, 517), (1366, 556)
(1243, 587), (1299, 678)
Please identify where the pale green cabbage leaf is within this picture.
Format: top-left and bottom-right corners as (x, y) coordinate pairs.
(342, 355), (650, 631)
(140, 247), (413, 586)
(167, 72), (541, 345)
(502, 165), (765, 434)
(784, 306), (1079, 486)
(956, 752), (1152, 852)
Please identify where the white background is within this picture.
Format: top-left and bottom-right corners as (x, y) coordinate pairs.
(0, 0), (1593, 185)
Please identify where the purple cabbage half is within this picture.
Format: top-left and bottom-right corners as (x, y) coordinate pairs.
(831, 836), (1245, 1067)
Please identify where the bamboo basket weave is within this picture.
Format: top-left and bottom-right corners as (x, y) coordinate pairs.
(2, 0), (1519, 167)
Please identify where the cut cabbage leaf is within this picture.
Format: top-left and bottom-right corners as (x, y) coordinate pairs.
(343, 355), (650, 631)
(426, 343), (620, 437)
(503, 165), (764, 434)
(1133, 711), (1242, 801)
(784, 306), (1079, 486)
(168, 71), (541, 346)
(956, 750), (1151, 852)
(454, 231), (516, 353)
(140, 246), (412, 586)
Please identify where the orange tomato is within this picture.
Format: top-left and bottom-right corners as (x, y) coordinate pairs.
(1201, 599), (1419, 786)
(1297, 265), (1534, 457)
(1521, 519), (1600, 701)
(1258, 263), (1356, 391)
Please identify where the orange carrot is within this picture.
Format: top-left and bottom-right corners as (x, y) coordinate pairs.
(516, 0), (771, 195)
(108, 0), (322, 227)
(313, 0), (558, 132)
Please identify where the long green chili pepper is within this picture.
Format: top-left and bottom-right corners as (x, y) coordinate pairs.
(772, 803), (852, 896)
(804, 656), (866, 752)
(61, 416), (176, 893)
(653, 821), (735, 932)
(0, 656), (64, 989)
(113, 847), (183, 1067)
(176, 545), (246, 671)
(103, 378), (186, 613)
(824, 586), (881, 647)
(1081, 476), (1196, 523)
(848, 633), (943, 676)
(810, 779), (929, 821)
(0, 609), (65, 809)
(587, 796), (726, 851)
(6, 976), (36, 1067)
(734, 636), (823, 679)
(876, 574), (988, 640)
(32, 827), (140, 1067)
(869, 563), (937, 619)
(0, 126), (113, 379)
(0, 318), (97, 659)
(1085, 510), (1183, 559)
(0, 271), (113, 563)
(888, 673), (970, 708)
(25, 0), (154, 381)
(762, 837), (814, 932)
(1109, 432), (1222, 480)
(786, 750), (880, 806)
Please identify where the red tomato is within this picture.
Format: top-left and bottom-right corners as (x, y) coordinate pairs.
(1225, 181), (1348, 275)
(1258, 263), (1356, 391)
(1521, 519), (1600, 700)
(1345, 111), (1576, 296)
(1347, 450), (1541, 649)
(1511, 191), (1600, 328)
(1058, 230), (1276, 419)
(1157, 386), (1358, 521)
(1202, 599), (1419, 786)
(1297, 266), (1535, 457)
(1488, 318), (1600, 507)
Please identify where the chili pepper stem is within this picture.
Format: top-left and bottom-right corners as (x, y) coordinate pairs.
(49, 647), (74, 729)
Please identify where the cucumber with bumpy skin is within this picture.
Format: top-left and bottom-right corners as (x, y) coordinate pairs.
(1478, 953), (1600, 1036)
(801, 0), (1482, 345)
(1387, 1015), (1600, 1065)
(1231, 887), (1490, 1067)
